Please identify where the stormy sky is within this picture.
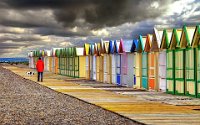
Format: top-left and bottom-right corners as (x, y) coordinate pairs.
(0, 0), (199, 57)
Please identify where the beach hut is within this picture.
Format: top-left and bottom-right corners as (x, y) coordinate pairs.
(133, 39), (142, 89)
(89, 45), (93, 80)
(44, 50), (51, 71)
(109, 40), (117, 84)
(74, 47), (86, 78)
(115, 40), (122, 85)
(28, 51), (34, 68)
(169, 28), (183, 95)
(120, 39), (135, 87)
(103, 40), (112, 83)
(181, 26), (196, 97)
(148, 32), (160, 91)
(55, 49), (60, 74)
(192, 25), (200, 98)
(59, 48), (67, 75)
(91, 44), (98, 80)
(96, 41), (104, 82)
(161, 29), (174, 94)
(156, 28), (168, 92)
(140, 35), (150, 90)
(84, 43), (91, 79)
(50, 48), (60, 74)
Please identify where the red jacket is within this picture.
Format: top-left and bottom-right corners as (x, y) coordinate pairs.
(36, 60), (44, 72)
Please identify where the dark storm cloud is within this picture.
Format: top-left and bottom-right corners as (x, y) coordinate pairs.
(0, 0), (172, 29)
(33, 27), (91, 37)
(0, 35), (43, 43)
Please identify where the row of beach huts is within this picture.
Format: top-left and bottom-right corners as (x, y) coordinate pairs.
(28, 25), (200, 98)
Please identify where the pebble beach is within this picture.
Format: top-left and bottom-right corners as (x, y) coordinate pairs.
(0, 65), (140, 125)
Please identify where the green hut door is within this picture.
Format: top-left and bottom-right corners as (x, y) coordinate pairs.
(185, 48), (196, 97)
(166, 50), (175, 94)
(175, 49), (185, 95)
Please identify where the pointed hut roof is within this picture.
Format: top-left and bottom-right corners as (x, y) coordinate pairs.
(146, 34), (153, 52)
(104, 40), (110, 54)
(169, 28), (182, 49)
(192, 25), (200, 48)
(109, 40), (115, 54)
(139, 35), (145, 51)
(160, 29), (173, 50)
(121, 39), (133, 53)
(154, 28), (163, 48)
(131, 39), (138, 52)
(75, 47), (84, 56)
(180, 26), (196, 48)
(84, 43), (90, 56)
(150, 33), (160, 52)
(114, 40), (121, 53)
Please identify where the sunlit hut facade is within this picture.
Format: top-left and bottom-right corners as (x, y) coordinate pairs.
(54, 49), (60, 74)
(61, 47), (86, 78)
(44, 50), (51, 71)
(96, 41), (104, 82)
(133, 39), (142, 89)
(109, 40), (117, 84)
(192, 25), (200, 98)
(91, 44), (97, 80)
(103, 40), (112, 84)
(115, 40), (123, 85)
(181, 25), (197, 97)
(140, 35), (149, 90)
(28, 51), (34, 69)
(84, 43), (91, 79)
(159, 29), (172, 92)
(148, 32), (160, 91)
(50, 48), (60, 74)
(168, 28), (183, 95)
(59, 48), (67, 75)
(161, 29), (174, 94)
(120, 39), (135, 87)
(131, 39), (142, 89)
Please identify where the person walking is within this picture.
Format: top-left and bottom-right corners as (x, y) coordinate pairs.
(36, 57), (44, 82)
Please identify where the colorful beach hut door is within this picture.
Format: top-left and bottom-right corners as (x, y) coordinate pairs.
(90, 55), (93, 79)
(198, 46), (200, 97)
(166, 50), (175, 94)
(104, 55), (107, 83)
(142, 52), (148, 89)
(116, 54), (121, 85)
(186, 48), (195, 96)
(85, 56), (90, 79)
(111, 54), (116, 84)
(159, 51), (167, 91)
(92, 55), (96, 80)
(96, 56), (100, 81)
(121, 40), (135, 87)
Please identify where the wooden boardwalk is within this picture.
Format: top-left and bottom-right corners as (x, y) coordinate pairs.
(4, 66), (200, 125)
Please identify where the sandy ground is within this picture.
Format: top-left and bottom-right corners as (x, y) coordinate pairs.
(0, 65), (140, 125)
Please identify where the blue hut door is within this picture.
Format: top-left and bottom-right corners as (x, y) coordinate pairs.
(116, 54), (121, 85)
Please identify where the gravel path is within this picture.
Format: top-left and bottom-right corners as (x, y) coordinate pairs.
(0, 65), (141, 125)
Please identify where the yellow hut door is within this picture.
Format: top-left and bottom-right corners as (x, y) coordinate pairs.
(99, 56), (104, 82)
(135, 53), (142, 89)
(96, 56), (100, 81)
